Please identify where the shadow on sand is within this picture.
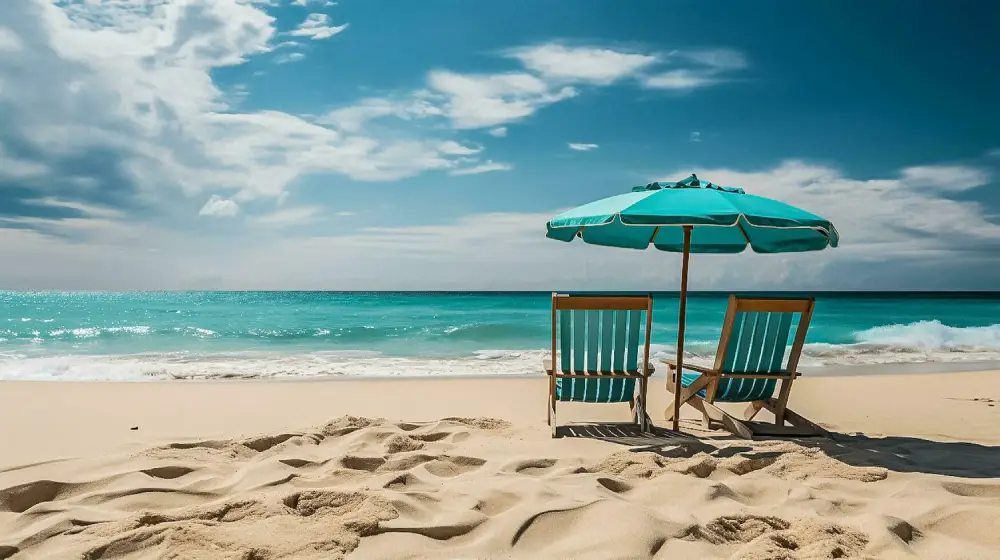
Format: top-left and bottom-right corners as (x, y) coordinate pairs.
(558, 421), (1000, 479)
(817, 433), (1000, 479)
(556, 422), (719, 455)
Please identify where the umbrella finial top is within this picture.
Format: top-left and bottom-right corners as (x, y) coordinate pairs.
(632, 175), (745, 194)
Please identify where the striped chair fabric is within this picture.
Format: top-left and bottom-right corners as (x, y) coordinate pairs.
(555, 307), (646, 403)
(680, 309), (800, 403)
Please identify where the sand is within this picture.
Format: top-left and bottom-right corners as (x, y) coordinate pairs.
(1, 370), (999, 559)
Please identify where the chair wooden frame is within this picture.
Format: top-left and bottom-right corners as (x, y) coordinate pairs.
(546, 293), (655, 436)
(663, 295), (829, 439)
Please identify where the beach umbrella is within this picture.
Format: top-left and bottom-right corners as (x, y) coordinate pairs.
(545, 174), (839, 431)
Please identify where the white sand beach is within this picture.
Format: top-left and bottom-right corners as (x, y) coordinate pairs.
(1, 370), (999, 559)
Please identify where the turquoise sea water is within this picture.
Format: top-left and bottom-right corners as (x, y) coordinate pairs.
(1, 291), (999, 380)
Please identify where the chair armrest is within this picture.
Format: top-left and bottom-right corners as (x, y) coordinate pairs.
(544, 358), (656, 376)
(660, 359), (719, 376)
(661, 359), (800, 379)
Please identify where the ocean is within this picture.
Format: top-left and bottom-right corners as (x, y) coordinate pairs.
(1, 291), (999, 381)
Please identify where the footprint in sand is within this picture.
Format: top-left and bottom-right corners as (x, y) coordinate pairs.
(920, 508), (1000, 548)
(167, 440), (230, 451)
(507, 458), (558, 476)
(945, 397), (998, 407)
(941, 481), (1000, 498)
(340, 455), (387, 472)
(241, 433), (300, 452)
(384, 435), (425, 454)
(383, 472), (426, 490)
(473, 490), (520, 516)
(596, 476), (633, 494)
(411, 431), (452, 443)
(697, 515), (870, 559)
(423, 456), (487, 478)
(140, 466), (197, 480)
(0, 480), (77, 513)
(278, 458), (319, 469)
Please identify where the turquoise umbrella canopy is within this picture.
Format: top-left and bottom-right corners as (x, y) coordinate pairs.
(545, 174), (838, 432)
(546, 174), (839, 253)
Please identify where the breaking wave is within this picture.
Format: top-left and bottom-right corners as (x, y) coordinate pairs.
(1, 320), (998, 381)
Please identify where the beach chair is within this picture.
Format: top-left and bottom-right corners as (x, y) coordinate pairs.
(545, 293), (655, 437)
(664, 295), (828, 439)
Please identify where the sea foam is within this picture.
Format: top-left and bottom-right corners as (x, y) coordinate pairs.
(1, 321), (999, 382)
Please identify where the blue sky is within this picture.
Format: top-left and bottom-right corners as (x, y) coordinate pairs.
(0, 0), (998, 290)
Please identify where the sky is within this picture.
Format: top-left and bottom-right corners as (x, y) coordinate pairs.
(1, 0), (998, 291)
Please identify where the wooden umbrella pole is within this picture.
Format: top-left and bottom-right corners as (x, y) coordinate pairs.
(672, 226), (693, 431)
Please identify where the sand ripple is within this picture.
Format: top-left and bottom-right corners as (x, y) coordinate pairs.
(1, 416), (999, 559)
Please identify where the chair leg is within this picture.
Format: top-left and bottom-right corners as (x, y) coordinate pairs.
(783, 406), (830, 437)
(744, 401), (765, 421)
(640, 377), (650, 432)
(636, 392), (648, 432)
(761, 399), (829, 437)
(701, 409), (712, 429)
(774, 379), (794, 426)
(687, 397), (755, 439)
(549, 373), (559, 433)
(665, 373), (712, 421)
(550, 400), (557, 438)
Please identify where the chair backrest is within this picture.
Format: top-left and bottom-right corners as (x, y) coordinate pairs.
(714, 295), (815, 375)
(551, 294), (653, 374)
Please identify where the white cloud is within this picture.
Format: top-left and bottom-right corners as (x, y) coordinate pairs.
(674, 49), (747, 70)
(437, 141), (481, 156)
(899, 165), (990, 191)
(0, 146), (48, 179)
(506, 44), (658, 85)
(421, 44), (744, 129)
(987, 148), (1000, 158)
(274, 51), (305, 64)
(293, 0), (337, 6)
(0, 27), (21, 52)
(0, 0), (483, 215)
(252, 160), (994, 290)
(427, 70), (577, 129)
(690, 131), (702, 142)
(218, 157), (1000, 289)
(642, 69), (717, 90)
(320, 96), (443, 132)
(568, 143), (599, 151)
(2, 160), (996, 290)
(642, 49), (747, 91)
(29, 198), (122, 219)
(315, 42), (746, 133)
(251, 206), (323, 227)
(661, 161), (997, 263)
(446, 44), (746, 126)
(2, 7), (749, 225)
(336, 211), (355, 217)
(449, 160), (512, 176)
(289, 13), (347, 41)
(199, 195), (240, 217)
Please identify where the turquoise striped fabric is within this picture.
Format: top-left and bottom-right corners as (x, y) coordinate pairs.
(680, 309), (798, 403)
(555, 377), (636, 403)
(555, 308), (644, 403)
(680, 371), (777, 402)
(721, 310), (794, 374)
